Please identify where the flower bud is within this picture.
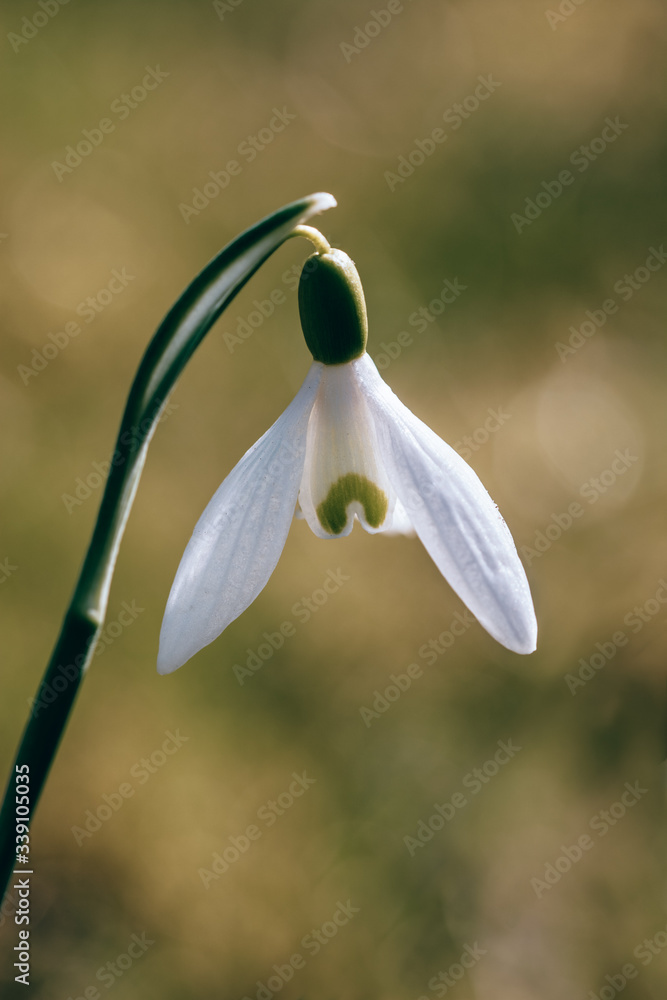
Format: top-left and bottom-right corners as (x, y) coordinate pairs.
(298, 249), (368, 365)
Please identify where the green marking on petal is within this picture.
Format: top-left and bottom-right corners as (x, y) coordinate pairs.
(316, 473), (388, 535)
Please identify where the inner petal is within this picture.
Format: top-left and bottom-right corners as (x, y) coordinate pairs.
(299, 360), (395, 538)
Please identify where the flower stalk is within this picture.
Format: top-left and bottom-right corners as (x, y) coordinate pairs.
(288, 225), (331, 255)
(0, 192), (336, 902)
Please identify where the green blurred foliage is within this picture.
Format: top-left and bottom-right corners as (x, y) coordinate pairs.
(1, 0), (665, 997)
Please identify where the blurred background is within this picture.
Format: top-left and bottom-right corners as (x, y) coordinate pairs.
(1, 0), (665, 997)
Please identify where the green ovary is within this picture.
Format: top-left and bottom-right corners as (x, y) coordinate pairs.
(316, 473), (388, 535)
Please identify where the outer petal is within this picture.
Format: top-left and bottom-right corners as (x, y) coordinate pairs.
(355, 354), (537, 654)
(157, 363), (322, 673)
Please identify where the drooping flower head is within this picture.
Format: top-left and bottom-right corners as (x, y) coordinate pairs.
(158, 228), (537, 673)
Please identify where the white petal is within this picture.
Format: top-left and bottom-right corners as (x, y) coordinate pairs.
(158, 364), (322, 673)
(355, 354), (537, 654)
(299, 362), (398, 538)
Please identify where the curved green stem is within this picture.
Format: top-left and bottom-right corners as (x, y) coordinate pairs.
(0, 191), (336, 903)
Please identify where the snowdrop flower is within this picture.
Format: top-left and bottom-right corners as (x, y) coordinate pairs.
(158, 229), (537, 673)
